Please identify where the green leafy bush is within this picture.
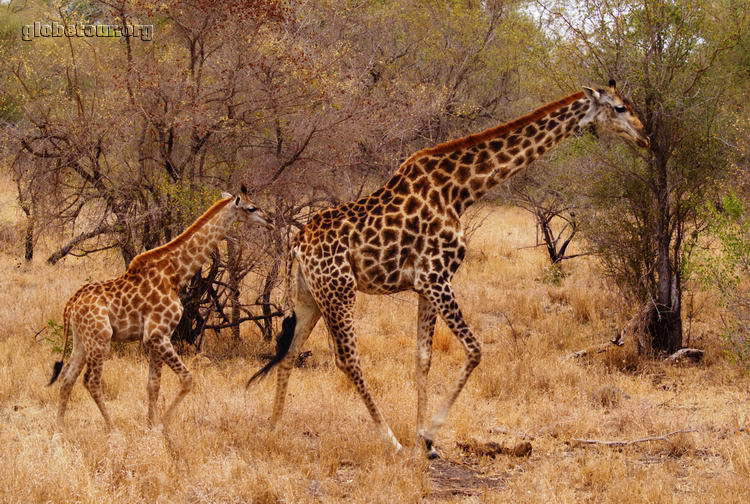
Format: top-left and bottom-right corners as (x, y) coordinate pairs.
(45, 318), (70, 358)
(688, 193), (750, 363)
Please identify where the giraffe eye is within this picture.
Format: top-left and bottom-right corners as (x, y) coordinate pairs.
(246, 207), (257, 213)
(614, 105), (626, 113)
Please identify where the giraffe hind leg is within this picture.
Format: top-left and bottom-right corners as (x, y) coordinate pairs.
(83, 354), (113, 432)
(55, 331), (86, 431)
(78, 319), (114, 432)
(262, 269), (321, 426)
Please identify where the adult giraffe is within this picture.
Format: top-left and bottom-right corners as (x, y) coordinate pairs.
(49, 187), (272, 432)
(248, 81), (650, 458)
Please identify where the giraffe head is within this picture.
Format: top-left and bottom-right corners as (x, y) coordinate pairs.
(581, 80), (650, 149)
(221, 185), (274, 230)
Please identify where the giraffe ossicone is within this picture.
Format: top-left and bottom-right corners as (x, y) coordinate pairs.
(248, 81), (649, 457)
(49, 189), (272, 432)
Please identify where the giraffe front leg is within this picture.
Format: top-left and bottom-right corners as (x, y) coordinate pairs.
(144, 302), (188, 430)
(416, 295), (439, 459)
(422, 285), (482, 447)
(157, 339), (193, 430)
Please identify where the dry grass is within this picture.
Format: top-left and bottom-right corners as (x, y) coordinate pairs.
(2, 184), (750, 502)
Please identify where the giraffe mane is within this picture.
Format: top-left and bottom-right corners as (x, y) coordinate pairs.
(401, 91), (586, 166)
(127, 197), (233, 273)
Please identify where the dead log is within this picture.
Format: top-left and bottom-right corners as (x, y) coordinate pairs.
(665, 348), (704, 364)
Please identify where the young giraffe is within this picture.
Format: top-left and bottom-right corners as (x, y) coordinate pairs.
(248, 81), (650, 457)
(49, 187), (272, 432)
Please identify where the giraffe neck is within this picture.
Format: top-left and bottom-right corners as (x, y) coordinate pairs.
(128, 197), (237, 288)
(170, 209), (238, 288)
(394, 92), (590, 217)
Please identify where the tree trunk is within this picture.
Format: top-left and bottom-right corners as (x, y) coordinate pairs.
(119, 240), (138, 268)
(24, 223), (33, 262)
(646, 300), (682, 354)
(647, 153), (682, 354)
(21, 205), (33, 262)
(259, 246), (280, 341)
(537, 210), (560, 264)
(259, 199), (285, 340)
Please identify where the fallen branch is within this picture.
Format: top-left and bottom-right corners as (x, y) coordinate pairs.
(568, 334), (623, 359)
(572, 429), (698, 448)
(202, 312), (283, 330)
(666, 348), (704, 364)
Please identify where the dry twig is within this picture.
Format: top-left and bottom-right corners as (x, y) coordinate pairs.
(572, 429), (698, 448)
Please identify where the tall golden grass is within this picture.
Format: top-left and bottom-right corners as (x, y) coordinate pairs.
(1, 184), (749, 502)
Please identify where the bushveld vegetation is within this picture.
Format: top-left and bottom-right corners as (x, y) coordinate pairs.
(2, 0), (750, 502)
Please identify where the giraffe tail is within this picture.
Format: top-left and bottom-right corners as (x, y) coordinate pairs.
(48, 361), (63, 386)
(246, 311), (297, 387)
(48, 303), (71, 386)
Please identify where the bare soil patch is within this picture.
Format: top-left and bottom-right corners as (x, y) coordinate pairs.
(428, 457), (506, 499)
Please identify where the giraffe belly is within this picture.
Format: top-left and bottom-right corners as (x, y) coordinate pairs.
(111, 326), (143, 343)
(355, 279), (411, 295)
(110, 311), (144, 343)
(350, 250), (417, 295)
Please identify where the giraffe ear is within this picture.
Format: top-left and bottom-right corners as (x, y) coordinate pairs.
(582, 87), (602, 103)
(221, 192), (233, 199)
(234, 196), (241, 206)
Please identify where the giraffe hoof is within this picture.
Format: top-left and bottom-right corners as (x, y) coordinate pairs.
(422, 436), (440, 459)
